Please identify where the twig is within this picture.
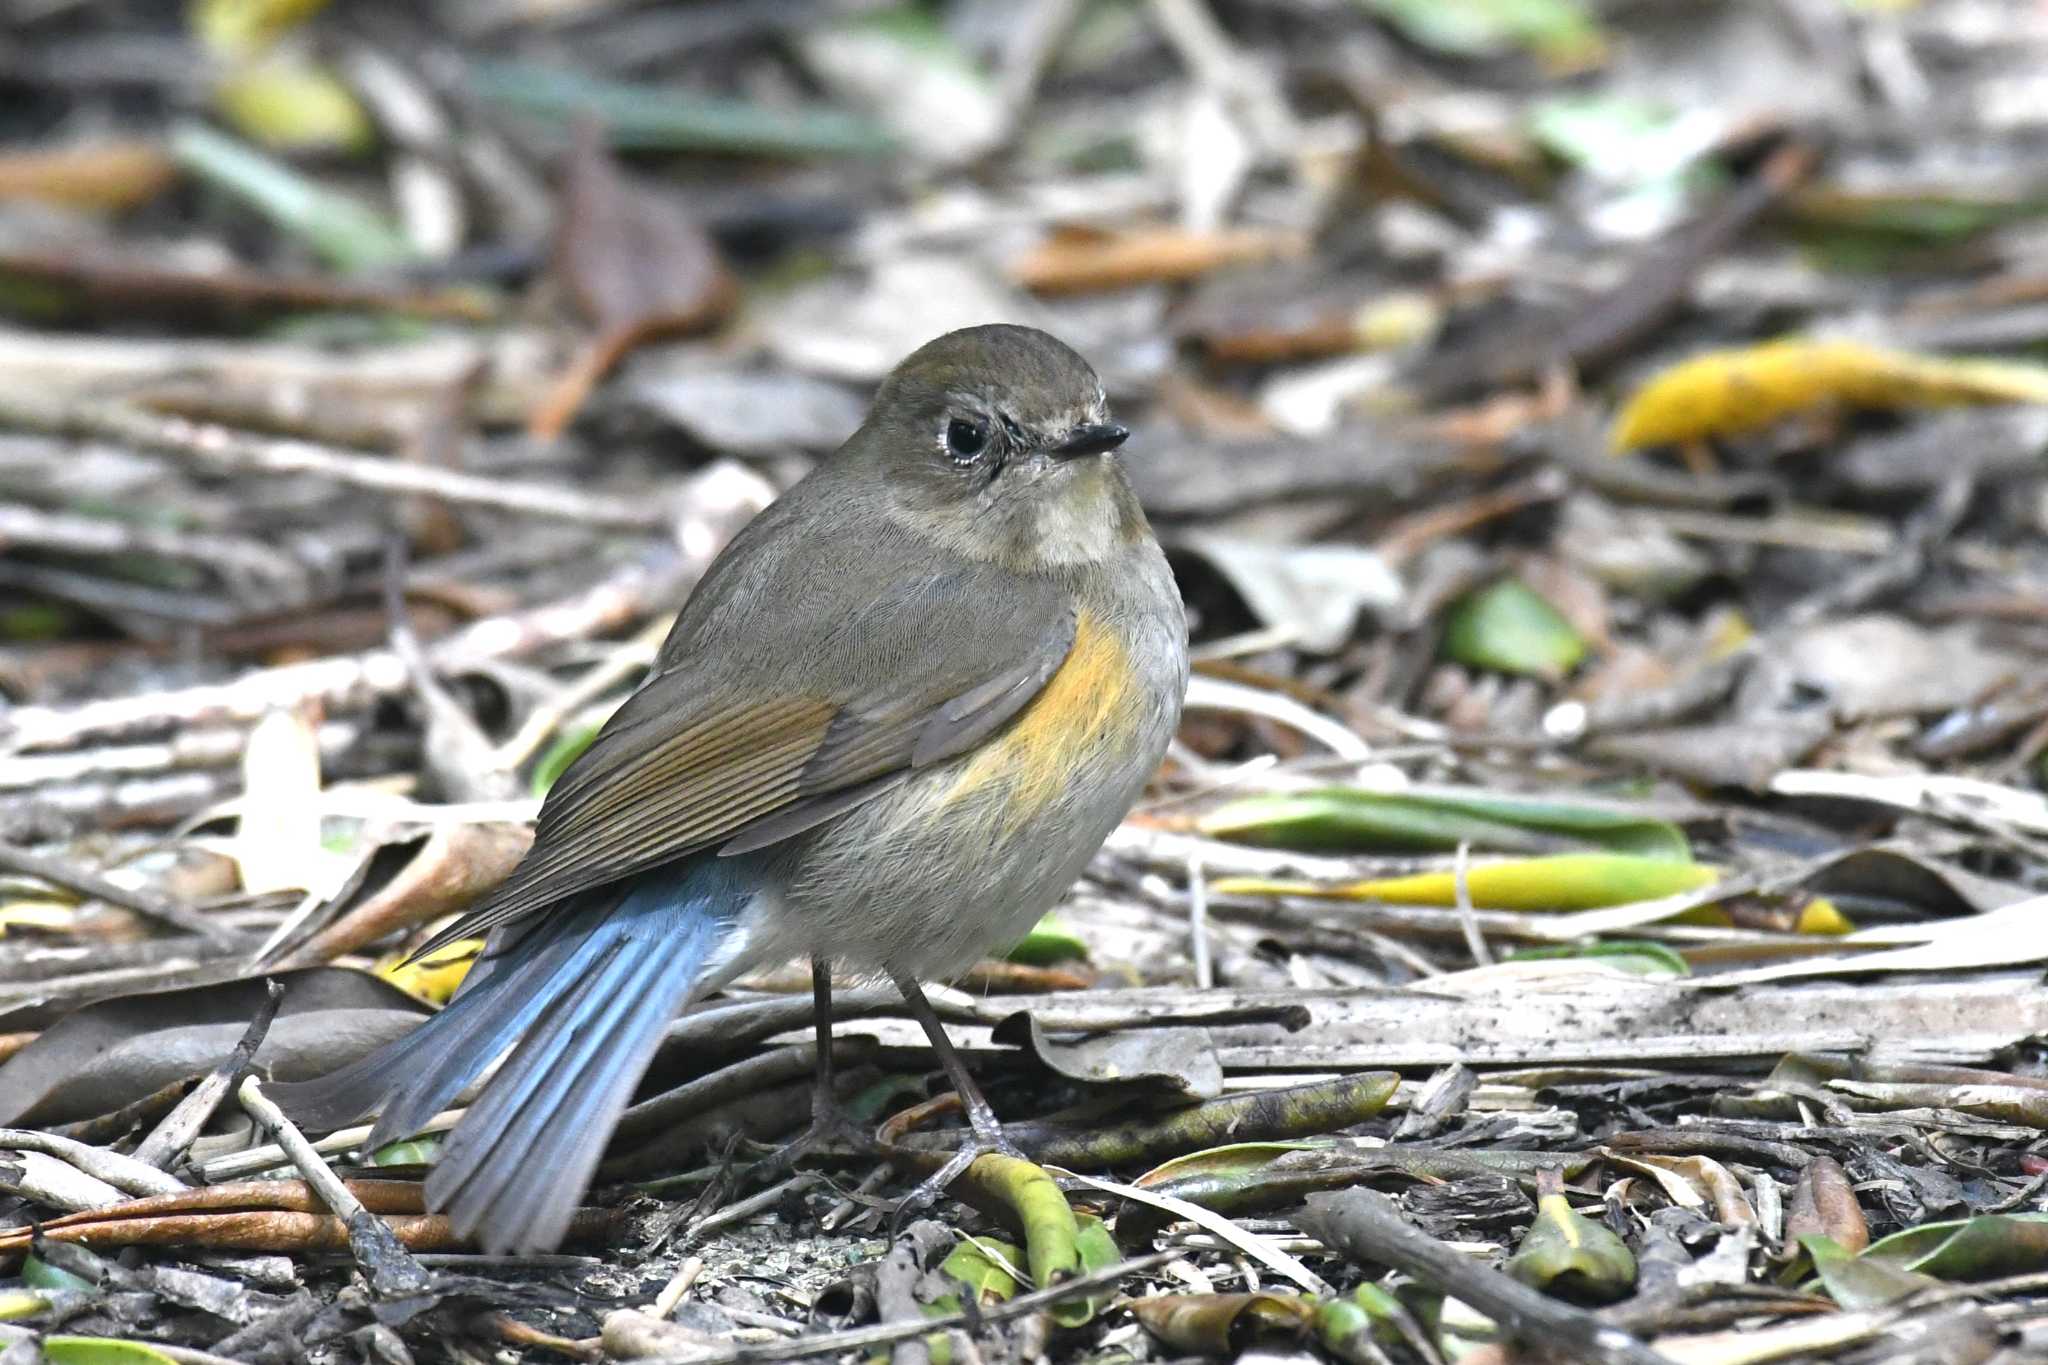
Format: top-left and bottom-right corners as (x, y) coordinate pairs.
(236, 1074), (435, 1299)
(133, 979), (283, 1170)
(1059, 1169), (1328, 1294)
(652, 1255), (705, 1319)
(0, 840), (236, 947)
(1, 549), (694, 754)
(0, 503), (317, 611)
(0, 389), (664, 529)
(1297, 1189), (1673, 1365)
(1451, 840), (1493, 967)
(1186, 853), (1212, 990)
(0, 1129), (185, 1197)
(635, 1251), (1176, 1365)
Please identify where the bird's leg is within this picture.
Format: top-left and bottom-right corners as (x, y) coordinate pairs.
(755, 958), (876, 1177)
(890, 972), (1027, 1212)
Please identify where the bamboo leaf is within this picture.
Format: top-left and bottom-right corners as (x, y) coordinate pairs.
(1198, 787), (1690, 859)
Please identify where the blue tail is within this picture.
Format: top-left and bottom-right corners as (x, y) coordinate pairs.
(275, 854), (756, 1253)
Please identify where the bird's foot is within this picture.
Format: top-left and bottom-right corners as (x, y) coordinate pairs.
(754, 1104), (879, 1183)
(887, 1102), (1029, 1226)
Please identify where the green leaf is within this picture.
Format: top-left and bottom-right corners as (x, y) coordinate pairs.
(43, 1340), (185, 1365)
(365, 1136), (443, 1167)
(1441, 578), (1587, 680)
(1049, 1215), (1122, 1328)
(1504, 1191), (1635, 1303)
(1005, 914), (1090, 965)
(23, 1255), (97, 1293)
(1505, 939), (1690, 978)
(1314, 1282), (1406, 1364)
(940, 1236), (1023, 1303)
(1198, 788), (1689, 859)
(467, 61), (893, 158)
(1358, 0), (1607, 67)
(1862, 1213), (2048, 1280)
(170, 122), (413, 273)
(530, 721), (602, 797)
(1801, 1235), (1938, 1309)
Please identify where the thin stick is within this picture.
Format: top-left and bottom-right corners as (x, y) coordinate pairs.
(236, 1075), (434, 1299)
(1451, 840), (1493, 967)
(133, 979), (283, 1170)
(0, 390), (663, 530)
(0, 840), (236, 947)
(1298, 1189), (1671, 1365)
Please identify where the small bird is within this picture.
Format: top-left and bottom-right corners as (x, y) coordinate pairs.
(278, 324), (1189, 1253)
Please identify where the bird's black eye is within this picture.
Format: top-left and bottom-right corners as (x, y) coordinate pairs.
(946, 417), (988, 462)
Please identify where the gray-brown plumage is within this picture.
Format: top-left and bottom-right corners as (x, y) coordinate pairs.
(276, 324), (1189, 1253)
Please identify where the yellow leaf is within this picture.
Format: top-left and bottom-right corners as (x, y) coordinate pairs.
(0, 900), (77, 934)
(378, 939), (481, 1004)
(191, 0), (332, 57)
(1610, 338), (2048, 450)
(1797, 897), (1855, 935)
(1215, 853), (1719, 912)
(215, 57), (374, 155)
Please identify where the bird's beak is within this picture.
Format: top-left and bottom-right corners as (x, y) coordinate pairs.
(1050, 422), (1130, 460)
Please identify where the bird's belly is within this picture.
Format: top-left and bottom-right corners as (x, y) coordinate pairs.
(776, 608), (1183, 980)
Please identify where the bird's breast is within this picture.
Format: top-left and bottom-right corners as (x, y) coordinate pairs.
(942, 608), (1145, 830)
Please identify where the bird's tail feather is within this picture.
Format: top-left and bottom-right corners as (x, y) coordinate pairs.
(273, 855), (755, 1254)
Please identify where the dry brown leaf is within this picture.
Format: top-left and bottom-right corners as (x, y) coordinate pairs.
(0, 141), (177, 210)
(1010, 223), (1305, 295)
(528, 119), (736, 440)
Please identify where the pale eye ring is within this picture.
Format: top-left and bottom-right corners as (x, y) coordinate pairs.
(946, 416), (989, 462)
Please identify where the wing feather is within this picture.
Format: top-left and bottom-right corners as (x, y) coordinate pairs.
(412, 563), (1082, 960)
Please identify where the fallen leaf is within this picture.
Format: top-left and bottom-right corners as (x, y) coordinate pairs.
(0, 143), (177, 211)
(1504, 1178), (1636, 1302)
(1011, 224), (1305, 295)
(1198, 787), (1692, 859)
(1172, 534), (1404, 654)
(0, 969), (429, 1127)
(1216, 853), (1719, 912)
(1611, 338), (2048, 450)
(528, 119), (737, 440)
(1441, 577), (1587, 680)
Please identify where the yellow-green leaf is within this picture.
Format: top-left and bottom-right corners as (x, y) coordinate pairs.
(940, 1236), (1022, 1303)
(1132, 1293), (1317, 1355)
(1005, 914), (1089, 966)
(1441, 578), (1586, 680)
(43, 1339), (184, 1365)
(1862, 1213), (2048, 1281)
(215, 57), (374, 155)
(1197, 788), (1689, 859)
(1216, 853), (1718, 912)
(1504, 1190), (1636, 1303)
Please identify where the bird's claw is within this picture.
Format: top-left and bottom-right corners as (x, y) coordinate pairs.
(755, 1107), (879, 1182)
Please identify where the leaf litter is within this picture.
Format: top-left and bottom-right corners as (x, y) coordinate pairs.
(4, 1), (2048, 1363)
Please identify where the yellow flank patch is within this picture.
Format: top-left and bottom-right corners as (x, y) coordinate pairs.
(948, 611), (1136, 826)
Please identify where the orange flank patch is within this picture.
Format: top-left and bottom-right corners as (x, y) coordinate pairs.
(947, 611), (1136, 825)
